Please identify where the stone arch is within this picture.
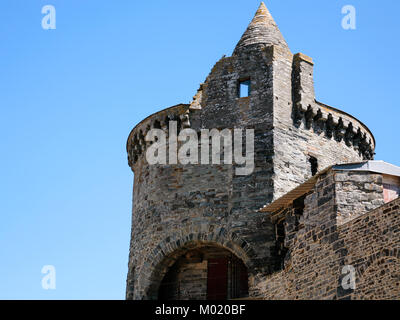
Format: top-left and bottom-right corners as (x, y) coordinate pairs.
(137, 230), (256, 300)
(353, 249), (400, 300)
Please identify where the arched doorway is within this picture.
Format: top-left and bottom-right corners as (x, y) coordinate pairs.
(158, 245), (248, 300)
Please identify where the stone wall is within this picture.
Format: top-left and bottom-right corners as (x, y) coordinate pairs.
(338, 198), (400, 300)
(256, 170), (400, 300)
(335, 171), (385, 225)
(126, 153), (277, 299)
(159, 251), (208, 300)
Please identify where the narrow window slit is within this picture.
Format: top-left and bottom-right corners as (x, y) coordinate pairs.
(309, 156), (318, 176)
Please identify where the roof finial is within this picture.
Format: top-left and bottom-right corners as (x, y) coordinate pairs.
(233, 2), (290, 54)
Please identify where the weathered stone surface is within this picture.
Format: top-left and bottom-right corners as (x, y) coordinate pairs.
(124, 3), (386, 300)
(256, 170), (400, 300)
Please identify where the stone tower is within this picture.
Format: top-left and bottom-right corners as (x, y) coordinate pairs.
(126, 2), (375, 300)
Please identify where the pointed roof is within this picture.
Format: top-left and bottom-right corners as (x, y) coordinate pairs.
(233, 2), (290, 54)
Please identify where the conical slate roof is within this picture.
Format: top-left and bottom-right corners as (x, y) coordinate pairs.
(233, 2), (290, 54)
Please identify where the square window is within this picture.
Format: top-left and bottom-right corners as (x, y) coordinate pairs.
(239, 80), (251, 98)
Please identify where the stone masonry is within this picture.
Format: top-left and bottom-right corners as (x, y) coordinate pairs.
(258, 168), (400, 300)
(125, 3), (395, 300)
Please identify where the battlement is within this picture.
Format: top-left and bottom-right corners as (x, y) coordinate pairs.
(292, 52), (375, 161)
(294, 99), (375, 159)
(127, 103), (194, 169)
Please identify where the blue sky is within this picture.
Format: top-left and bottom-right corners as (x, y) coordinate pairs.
(0, 0), (399, 299)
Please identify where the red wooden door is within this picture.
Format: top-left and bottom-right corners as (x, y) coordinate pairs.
(207, 258), (228, 300)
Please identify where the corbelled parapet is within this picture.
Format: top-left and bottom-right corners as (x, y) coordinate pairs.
(126, 103), (202, 169)
(292, 53), (375, 160)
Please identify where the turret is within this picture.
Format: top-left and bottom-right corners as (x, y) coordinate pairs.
(126, 2), (375, 300)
